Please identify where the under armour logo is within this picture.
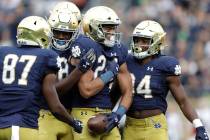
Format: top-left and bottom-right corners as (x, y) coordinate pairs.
(111, 52), (117, 57)
(204, 132), (209, 139)
(147, 66), (154, 71)
(154, 123), (161, 128)
(81, 111), (87, 116)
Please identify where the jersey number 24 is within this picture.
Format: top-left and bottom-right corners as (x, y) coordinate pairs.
(130, 74), (153, 98)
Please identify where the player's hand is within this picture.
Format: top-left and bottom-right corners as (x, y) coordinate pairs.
(104, 112), (120, 133)
(106, 61), (119, 76)
(72, 119), (83, 133)
(196, 126), (209, 140)
(78, 48), (96, 73)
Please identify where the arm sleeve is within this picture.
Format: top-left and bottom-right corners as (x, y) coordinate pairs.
(162, 56), (181, 76)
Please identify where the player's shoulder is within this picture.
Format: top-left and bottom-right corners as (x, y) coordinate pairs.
(0, 45), (16, 52)
(114, 43), (128, 53)
(156, 55), (181, 75)
(126, 52), (135, 61)
(36, 47), (58, 56)
(74, 34), (96, 48)
(157, 55), (179, 65)
(25, 47), (59, 61)
(107, 43), (129, 59)
(71, 34), (99, 58)
(45, 48), (58, 55)
(116, 43), (128, 49)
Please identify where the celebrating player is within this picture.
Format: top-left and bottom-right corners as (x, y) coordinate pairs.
(69, 6), (132, 140)
(0, 16), (82, 140)
(38, 2), (95, 140)
(123, 20), (209, 140)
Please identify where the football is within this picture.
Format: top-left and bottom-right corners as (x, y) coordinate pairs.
(87, 113), (108, 135)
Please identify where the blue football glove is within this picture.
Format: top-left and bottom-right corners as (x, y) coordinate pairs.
(78, 48), (96, 73)
(71, 119), (83, 133)
(105, 112), (120, 133)
(106, 61), (119, 76)
(196, 126), (209, 140)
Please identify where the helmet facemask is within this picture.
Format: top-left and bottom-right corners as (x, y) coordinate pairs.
(89, 20), (121, 47)
(131, 33), (166, 59)
(102, 24), (121, 47)
(51, 28), (77, 51)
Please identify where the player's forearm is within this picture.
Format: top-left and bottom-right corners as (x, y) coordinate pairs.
(120, 92), (133, 110)
(79, 78), (105, 98)
(178, 97), (198, 122)
(56, 68), (83, 95)
(43, 88), (73, 126)
(117, 71), (133, 110)
(51, 103), (74, 125)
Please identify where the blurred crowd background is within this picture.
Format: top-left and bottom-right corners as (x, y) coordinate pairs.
(0, 0), (210, 139)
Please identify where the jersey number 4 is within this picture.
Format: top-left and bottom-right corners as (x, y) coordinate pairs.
(2, 54), (37, 85)
(130, 74), (152, 98)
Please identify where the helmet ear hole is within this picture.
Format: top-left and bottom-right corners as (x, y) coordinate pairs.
(89, 25), (93, 33)
(41, 38), (46, 42)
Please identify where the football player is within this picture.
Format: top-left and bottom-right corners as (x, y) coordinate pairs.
(69, 6), (132, 140)
(0, 16), (82, 140)
(123, 20), (209, 140)
(38, 3), (95, 140)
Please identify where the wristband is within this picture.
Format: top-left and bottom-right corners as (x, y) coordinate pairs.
(193, 119), (203, 128)
(99, 71), (114, 84)
(115, 105), (127, 119)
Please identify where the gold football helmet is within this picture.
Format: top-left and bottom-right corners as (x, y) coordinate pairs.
(48, 9), (78, 50)
(51, 1), (81, 22)
(83, 6), (121, 47)
(131, 20), (166, 59)
(17, 16), (51, 49)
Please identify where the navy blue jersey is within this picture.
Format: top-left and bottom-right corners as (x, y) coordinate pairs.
(51, 47), (74, 109)
(0, 46), (59, 128)
(126, 54), (181, 113)
(40, 46), (73, 109)
(70, 34), (128, 109)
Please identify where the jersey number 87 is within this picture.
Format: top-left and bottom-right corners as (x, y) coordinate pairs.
(2, 54), (37, 86)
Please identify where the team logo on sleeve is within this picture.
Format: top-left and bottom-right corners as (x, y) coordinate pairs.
(71, 46), (81, 58)
(174, 65), (181, 75)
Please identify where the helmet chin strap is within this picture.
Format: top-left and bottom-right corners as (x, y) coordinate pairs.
(52, 38), (70, 51)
